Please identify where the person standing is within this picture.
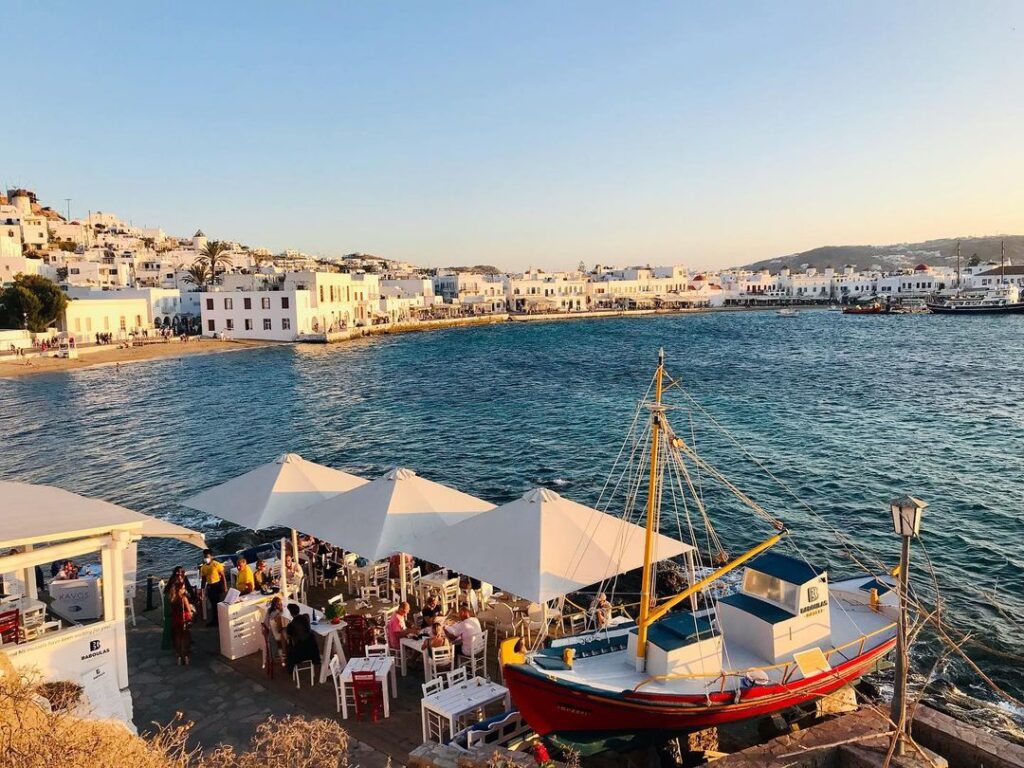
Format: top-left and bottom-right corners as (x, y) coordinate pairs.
(199, 550), (226, 626)
(170, 583), (195, 665)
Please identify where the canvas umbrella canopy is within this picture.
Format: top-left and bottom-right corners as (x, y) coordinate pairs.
(411, 487), (694, 604)
(182, 453), (368, 531)
(294, 467), (495, 599)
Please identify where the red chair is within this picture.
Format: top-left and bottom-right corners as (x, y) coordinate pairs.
(343, 615), (373, 658)
(351, 670), (384, 722)
(0, 609), (20, 645)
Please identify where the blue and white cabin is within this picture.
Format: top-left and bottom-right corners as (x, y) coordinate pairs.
(717, 552), (831, 664)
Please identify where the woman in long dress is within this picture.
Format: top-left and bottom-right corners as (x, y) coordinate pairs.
(170, 582), (195, 665)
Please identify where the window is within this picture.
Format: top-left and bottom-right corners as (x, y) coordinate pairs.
(244, 297), (252, 310)
(263, 318), (272, 330)
(261, 297), (270, 309)
(206, 298), (213, 310)
(319, 287), (324, 302)
(281, 297), (290, 309)
(244, 319), (253, 330)
(119, 316), (126, 330)
(282, 318), (291, 330)
(208, 319), (215, 332)
(224, 298), (233, 310)
(135, 315), (142, 327)
(225, 319), (234, 331)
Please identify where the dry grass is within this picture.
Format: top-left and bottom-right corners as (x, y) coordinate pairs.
(0, 665), (351, 768)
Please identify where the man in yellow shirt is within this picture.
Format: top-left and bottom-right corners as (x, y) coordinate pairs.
(199, 549), (226, 626)
(235, 556), (255, 595)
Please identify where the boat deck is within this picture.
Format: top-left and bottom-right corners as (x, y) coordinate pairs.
(528, 579), (897, 697)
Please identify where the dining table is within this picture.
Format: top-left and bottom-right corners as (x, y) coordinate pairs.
(421, 676), (511, 743)
(338, 655), (397, 719)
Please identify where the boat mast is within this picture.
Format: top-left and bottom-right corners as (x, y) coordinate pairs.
(1001, 240), (1005, 286)
(636, 348), (665, 668)
(956, 240), (961, 295)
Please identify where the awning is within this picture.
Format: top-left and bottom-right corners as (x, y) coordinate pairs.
(412, 487), (693, 603)
(182, 453), (367, 531)
(0, 481), (206, 549)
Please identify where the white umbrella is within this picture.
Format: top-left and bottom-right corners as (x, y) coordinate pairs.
(411, 487), (694, 604)
(294, 467), (495, 599)
(182, 453), (367, 531)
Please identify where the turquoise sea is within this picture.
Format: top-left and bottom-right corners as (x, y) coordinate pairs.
(2, 310), (1023, 732)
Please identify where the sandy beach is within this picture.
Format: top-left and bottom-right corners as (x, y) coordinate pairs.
(0, 338), (274, 379)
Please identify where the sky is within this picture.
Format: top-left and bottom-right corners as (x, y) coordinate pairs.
(5, 2), (1024, 271)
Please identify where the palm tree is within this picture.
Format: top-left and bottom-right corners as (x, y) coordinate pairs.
(182, 262), (211, 289)
(197, 240), (233, 285)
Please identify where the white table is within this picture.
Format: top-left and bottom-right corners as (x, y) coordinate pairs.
(421, 677), (510, 743)
(399, 634), (428, 676)
(338, 656), (397, 719)
(415, 570), (450, 605)
(280, 603), (348, 683)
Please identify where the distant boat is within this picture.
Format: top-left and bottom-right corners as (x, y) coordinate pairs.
(842, 303), (883, 315)
(828, 305), (842, 312)
(776, 308), (799, 317)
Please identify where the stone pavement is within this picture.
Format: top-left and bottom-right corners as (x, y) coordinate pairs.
(126, 611), (393, 767)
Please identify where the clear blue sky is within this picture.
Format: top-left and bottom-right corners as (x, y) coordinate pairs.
(5, 2), (1023, 270)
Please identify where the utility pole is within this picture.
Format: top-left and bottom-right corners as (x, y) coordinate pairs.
(889, 495), (927, 757)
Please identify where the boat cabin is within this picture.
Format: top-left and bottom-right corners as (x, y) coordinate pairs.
(627, 611), (722, 678)
(717, 552), (831, 664)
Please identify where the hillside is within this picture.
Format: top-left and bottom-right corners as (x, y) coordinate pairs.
(739, 235), (1024, 273)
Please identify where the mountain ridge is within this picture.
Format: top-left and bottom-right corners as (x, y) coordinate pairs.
(736, 235), (1024, 273)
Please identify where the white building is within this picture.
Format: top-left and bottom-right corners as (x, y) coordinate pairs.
(60, 296), (152, 340)
(0, 255), (42, 283)
(200, 289), (310, 341)
(64, 287), (188, 327)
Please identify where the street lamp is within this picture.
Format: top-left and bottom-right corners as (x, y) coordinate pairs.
(889, 495), (927, 756)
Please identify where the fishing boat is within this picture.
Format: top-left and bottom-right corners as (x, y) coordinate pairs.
(501, 351), (899, 747)
(842, 302), (884, 315)
(776, 308), (799, 317)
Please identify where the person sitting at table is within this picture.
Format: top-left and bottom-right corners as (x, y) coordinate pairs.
(253, 559), (274, 592)
(386, 601), (419, 650)
(283, 553), (303, 585)
(263, 596), (287, 667)
(285, 602), (318, 674)
(235, 557), (255, 595)
(444, 608), (482, 657)
(594, 592), (613, 628)
(420, 595), (442, 627)
(422, 621), (450, 652)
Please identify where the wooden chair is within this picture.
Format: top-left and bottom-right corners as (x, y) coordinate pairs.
(292, 660), (315, 689)
(422, 677), (448, 742)
(458, 630), (489, 679)
(360, 584), (381, 600)
(483, 602), (519, 645)
(351, 670), (384, 722)
(371, 562), (390, 586)
(426, 644), (454, 682)
(446, 665), (468, 687)
(441, 579), (461, 614)
(365, 643), (388, 658)
(0, 609), (20, 645)
(344, 615), (372, 659)
(328, 655), (347, 714)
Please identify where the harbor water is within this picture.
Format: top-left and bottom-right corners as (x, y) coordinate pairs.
(2, 309), (1023, 735)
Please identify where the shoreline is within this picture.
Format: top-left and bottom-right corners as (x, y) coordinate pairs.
(0, 304), (828, 379)
(0, 338), (277, 380)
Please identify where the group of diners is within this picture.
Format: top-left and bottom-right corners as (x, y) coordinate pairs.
(262, 595), (320, 675)
(387, 597), (483, 659)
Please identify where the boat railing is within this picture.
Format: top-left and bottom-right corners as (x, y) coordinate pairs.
(631, 622), (896, 692)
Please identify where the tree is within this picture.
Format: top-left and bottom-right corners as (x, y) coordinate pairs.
(0, 274), (68, 332)
(181, 261), (211, 289)
(197, 241), (232, 285)
(967, 253), (981, 267)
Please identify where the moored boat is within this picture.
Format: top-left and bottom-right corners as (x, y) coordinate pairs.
(500, 351), (899, 746)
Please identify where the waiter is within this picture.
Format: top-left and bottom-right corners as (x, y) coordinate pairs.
(199, 550), (226, 626)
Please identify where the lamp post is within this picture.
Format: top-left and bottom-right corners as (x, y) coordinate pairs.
(889, 495), (927, 756)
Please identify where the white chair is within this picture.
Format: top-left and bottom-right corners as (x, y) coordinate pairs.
(372, 561), (390, 585)
(329, 655), (351, 714)
(292, 660), (315, 689)
(522, 603), (557, 644)
(441, 579), (460, 614)
(328, 592), (346, 606)
(468, 589), (480, 614)
(484, 602), (519, 644)
(365, 643), (388, 658)
(360, 584), (381, 600)
(426, 644), (454, 682)
(124, 582), (136, 628)
(458, 630), (489, 679)
(446, 665), (468, 686)
(566, 611), (587, 636)
(422, 677), (448, 743)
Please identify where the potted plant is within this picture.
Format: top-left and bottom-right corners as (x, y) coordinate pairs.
(325, 602), (344, 625)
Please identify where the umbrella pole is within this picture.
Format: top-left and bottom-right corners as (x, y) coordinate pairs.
(280, 537), (288, 600)
(291, 529), (299, 561)
(399, 552), (408, 603)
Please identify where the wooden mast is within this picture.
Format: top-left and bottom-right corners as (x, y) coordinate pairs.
(636, 348), (665, 667)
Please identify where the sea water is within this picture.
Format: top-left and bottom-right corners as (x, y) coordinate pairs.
(2, 310), (1023, 732)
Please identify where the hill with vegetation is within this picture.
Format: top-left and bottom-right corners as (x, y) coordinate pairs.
(739, 235), (1024, 273)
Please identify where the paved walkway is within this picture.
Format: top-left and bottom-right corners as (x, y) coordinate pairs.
(126, 611), (393, 767)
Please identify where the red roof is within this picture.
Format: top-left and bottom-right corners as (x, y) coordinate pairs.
(914, 263), (929, 271)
